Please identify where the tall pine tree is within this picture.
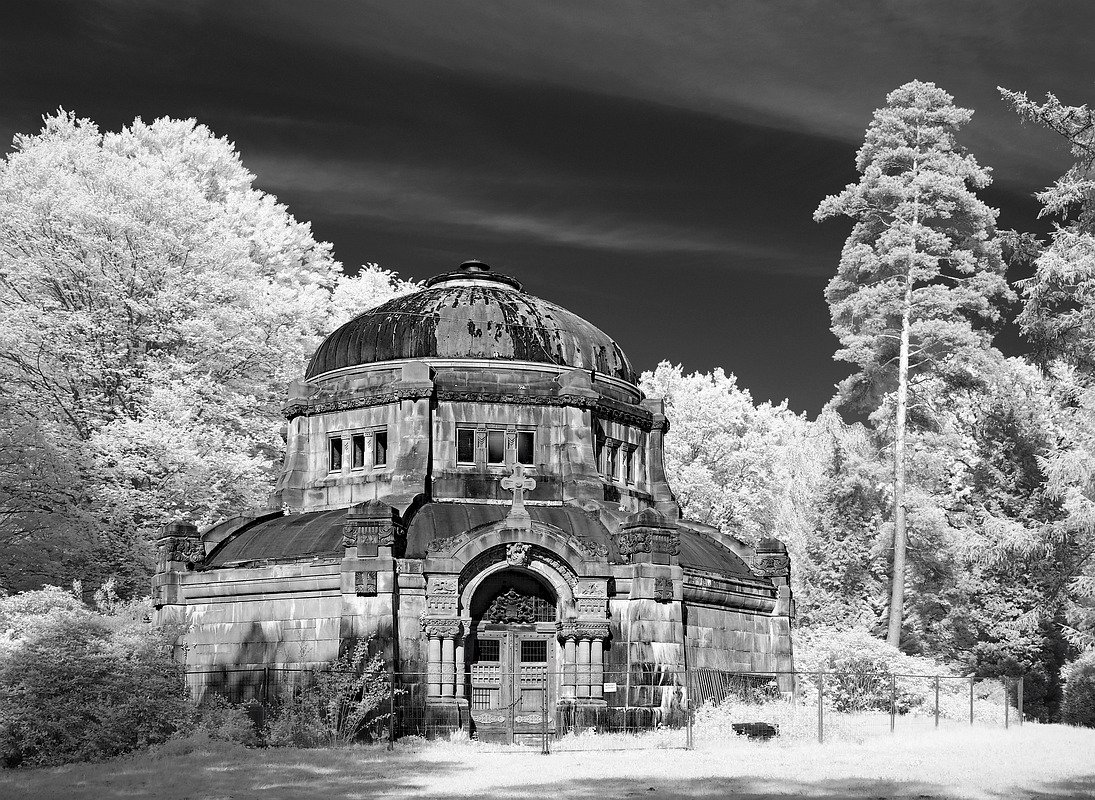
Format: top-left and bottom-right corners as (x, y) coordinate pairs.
(815, 81), (1013, 647)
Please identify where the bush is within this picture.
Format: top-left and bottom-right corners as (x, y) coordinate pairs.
(793, 627), (952, 714)
(0, 587), (189, 767)
(189, 694), (261, 746)
(1061, 649), (1095, 727)
(263, 638), (393, 747)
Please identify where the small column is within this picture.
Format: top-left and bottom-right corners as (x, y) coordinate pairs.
(427, 635), (442, 698)
(455, 637), (466, 699)
(590, 639), (604, 700)
(563, 638), (577, 699)
(441, 636), (456, 698)
(577, 638), (591, 699)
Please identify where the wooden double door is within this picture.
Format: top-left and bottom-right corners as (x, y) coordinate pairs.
(467, 624), (557, 744)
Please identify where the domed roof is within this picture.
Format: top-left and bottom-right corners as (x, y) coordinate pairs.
(306, 261), (636, 382)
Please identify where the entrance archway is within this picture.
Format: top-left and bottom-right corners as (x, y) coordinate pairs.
(466, 570), (557, 743)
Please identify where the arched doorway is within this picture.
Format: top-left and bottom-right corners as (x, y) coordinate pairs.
(466, 570), (558, 743)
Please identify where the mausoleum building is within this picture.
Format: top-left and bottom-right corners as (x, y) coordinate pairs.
(153, 260), (794, 739)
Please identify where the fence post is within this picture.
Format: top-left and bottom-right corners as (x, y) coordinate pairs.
(262, 666), (269, 706)
(817, 671), (824, 744)
(1003, 678), (1009, 729)
(934, 676), (940, 729)
(889, 673), (896, 733)
(1018, 677), (1024, 726)
(387, 673), (395, 751)
(686, 696), (693, 751)
(541, 672), (550, 755)
(969, 678), (974, 726)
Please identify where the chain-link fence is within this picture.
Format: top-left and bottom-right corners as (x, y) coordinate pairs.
(184, 666), (1024, 750)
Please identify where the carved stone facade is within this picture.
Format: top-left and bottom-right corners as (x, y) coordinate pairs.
(153, 260), (795, 739)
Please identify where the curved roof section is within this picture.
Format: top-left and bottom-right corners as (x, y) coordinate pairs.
(206, 509), (347, 566)
(306, 261), (636, 383)
(203, 504), (760, 584)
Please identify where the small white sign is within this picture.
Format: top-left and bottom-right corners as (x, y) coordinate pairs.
(603, 682), (618, 693)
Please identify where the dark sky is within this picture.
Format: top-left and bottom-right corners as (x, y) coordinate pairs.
(3, 1), (1094, 415)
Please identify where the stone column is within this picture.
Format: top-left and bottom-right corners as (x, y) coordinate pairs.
(454, 636), (466, 699)
(577, 639), (591, 698)
(427, 635), (442, 698)
(562, 637), (577, 700)
(441, 636), (456, 698)
(590, 639), (604, 700)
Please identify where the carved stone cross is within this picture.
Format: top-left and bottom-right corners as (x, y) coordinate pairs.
(501, 463), (536, 529)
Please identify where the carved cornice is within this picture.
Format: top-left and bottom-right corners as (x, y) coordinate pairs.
(556, 621), (611, 642)
(421, 617), (463, 638)
(285, 386), (433, 420)
(287, 384), (657, 431)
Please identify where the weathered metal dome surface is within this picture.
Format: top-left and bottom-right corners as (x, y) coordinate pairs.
(306, 261), (636, 382)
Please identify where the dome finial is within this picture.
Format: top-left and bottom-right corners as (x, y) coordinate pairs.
(459, 259), (490, 273)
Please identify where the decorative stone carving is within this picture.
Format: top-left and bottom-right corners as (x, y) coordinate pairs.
(576, 598), (608, 617)
(343, 501), (403, 555)
(751, 553), (791, 577)
(534, 551), (580, 588)
(653, 576), (674, 602)
(355, 571), (378, 596)
(284, 386), (433, 421)
(556, 621), (611, 642)
(614, 508), (680, 564)
(426, 532), (470, 555)
(421, 617), (463, 638)
(484, 587), (553, 624)
(474, 712), (506, 724)
(429, 576), (458, 594)
(575, 580), (607, 598)
(426, 575), (459, 614)
(506, 542), (531, 566)
(460, 545), (579, 592)
(156, 522), (204, 572)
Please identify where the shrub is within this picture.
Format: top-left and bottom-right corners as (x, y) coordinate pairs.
(1061, 650), (1095, 727)
(264, 639), (393, 747)
(793, 627), (952, 714)
(0, 588), (189, 767)
(189, 694), (261, 746)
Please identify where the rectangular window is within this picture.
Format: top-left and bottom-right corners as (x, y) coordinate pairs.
(351, 433), (366, 469)
(520, 639), (548, 663)
(607, 444), (618, 482)
(477, 639), (501, 662)
(373, 431), (387, 466)
(457, 428), (476, 464)
(516, 430), (535, 465)
(329, 437), (343, 472)
(625, 448), (635, 484)
(487, 430), (505, 464)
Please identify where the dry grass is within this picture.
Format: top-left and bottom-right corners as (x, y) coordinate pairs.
(2, 724), (1094, 800)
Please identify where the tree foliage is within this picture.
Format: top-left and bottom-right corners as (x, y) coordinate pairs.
(815, 81), (1013, 646)
(0, 111), (416, 593)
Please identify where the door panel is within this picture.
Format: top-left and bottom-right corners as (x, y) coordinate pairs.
(469, 628), (556, 742)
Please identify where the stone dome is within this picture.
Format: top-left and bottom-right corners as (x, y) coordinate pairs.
(306, 261), (636, 382)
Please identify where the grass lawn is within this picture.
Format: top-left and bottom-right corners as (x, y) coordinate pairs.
(2, 724), (1094, 800)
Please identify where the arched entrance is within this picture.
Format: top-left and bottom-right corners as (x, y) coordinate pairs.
(466, 569), (558, 743)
